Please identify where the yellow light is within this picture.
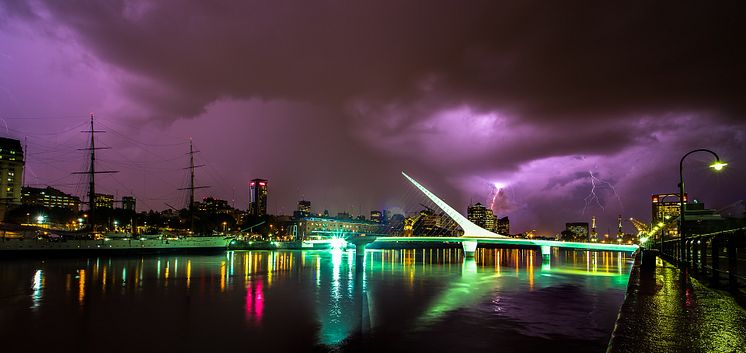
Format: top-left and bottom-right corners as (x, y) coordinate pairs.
(709, 161), (728, 171)
(657, 222), (664, 227)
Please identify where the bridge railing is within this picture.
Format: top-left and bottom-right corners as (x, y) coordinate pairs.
(659, 228), (746, 289)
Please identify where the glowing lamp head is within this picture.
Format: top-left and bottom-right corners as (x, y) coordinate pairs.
(709, 161), (727, 171)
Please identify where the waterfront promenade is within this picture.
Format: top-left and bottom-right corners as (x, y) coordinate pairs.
(608, 257), (746, 353)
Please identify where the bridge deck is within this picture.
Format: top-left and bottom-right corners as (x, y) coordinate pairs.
(372, 236), (639, 252)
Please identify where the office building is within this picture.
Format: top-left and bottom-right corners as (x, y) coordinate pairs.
(652, 193), (686, 237)
(121, 196), (136, 211)
(22, 186), (80, 211)
(94, 193), (114, 209)
(249, 179), (268, 217)
(196, 196), (232, 214)
(467, 202), (496, 232)
(291, 215), (380, 240)
(298, 200), (311, 213)
(0, 137), (24, 206)
(370, 210), (382, 223)
(496, 216), (510, 235)
(294, 199), (312, 218)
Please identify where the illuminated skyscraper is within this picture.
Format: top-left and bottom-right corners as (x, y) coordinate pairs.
(249, 179), (268, 217)
(467, 203), (496, 232)
(0, 137), (24, 206)
(652, 193), (686, 237)
(295, 199), (311, 218)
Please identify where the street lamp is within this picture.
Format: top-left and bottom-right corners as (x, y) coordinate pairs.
(679, 149), (727, 265)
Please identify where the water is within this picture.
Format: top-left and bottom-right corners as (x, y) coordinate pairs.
(0, 248), (633, 353)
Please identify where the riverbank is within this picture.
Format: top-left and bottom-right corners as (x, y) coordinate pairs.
(607, 254), (746, 353)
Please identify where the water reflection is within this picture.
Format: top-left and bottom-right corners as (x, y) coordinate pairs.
(245, 281), (264, 325)
(30, 269), (44, 310)
(0, 248), (633, 353)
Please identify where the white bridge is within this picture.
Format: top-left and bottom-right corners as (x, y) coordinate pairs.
(372, 172), (639, 257)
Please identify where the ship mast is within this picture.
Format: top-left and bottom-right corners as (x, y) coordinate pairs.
(74, 113), (117, 232)
(179, 139), (207, 234)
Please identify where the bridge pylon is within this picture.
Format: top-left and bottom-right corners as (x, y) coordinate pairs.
(462, 241), (478, 257)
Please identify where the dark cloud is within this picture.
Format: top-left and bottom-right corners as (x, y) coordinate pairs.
(4, 1), (745, 122)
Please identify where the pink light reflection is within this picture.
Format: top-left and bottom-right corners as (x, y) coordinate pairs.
(245, 282), (264, 325)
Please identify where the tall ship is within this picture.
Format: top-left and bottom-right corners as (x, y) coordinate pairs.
(0, 114), (230, 255)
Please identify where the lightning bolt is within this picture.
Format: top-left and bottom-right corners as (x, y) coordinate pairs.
(582, 171), (623, 215)
(488, 182), (505, 211)
(489, 187), (499, 210)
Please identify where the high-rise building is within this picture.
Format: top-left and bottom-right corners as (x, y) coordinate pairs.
(467, 202), (496, 232)
(0, 137), (24, 206)
(617, 214), (623, 237)
(370, 210), (382, 223)
(496, 216), (510, 235)
(652, 193), (686, 237)
(298, 200), (311, 213)
(249, 179), (268, 217)
(121, 196), (136, 211)
(294, 199), (311, 218)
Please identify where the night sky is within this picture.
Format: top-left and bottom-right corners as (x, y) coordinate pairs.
(1, 1), (744, 234)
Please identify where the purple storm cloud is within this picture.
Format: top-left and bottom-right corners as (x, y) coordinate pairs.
(1, 1), (744, 234)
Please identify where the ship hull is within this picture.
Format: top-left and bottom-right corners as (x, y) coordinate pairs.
(0, 237), (229, 257)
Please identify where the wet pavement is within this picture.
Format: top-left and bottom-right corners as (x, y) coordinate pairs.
(608, 256), (746, 353)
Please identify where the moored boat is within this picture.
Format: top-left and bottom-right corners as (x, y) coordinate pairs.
(0, 235), (231, 256)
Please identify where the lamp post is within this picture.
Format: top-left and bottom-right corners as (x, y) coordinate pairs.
(679, 149), (727, 266)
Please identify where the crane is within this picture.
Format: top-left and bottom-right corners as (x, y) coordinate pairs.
(627, 217), (649, 237)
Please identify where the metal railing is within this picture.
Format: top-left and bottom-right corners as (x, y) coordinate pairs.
(657, 228), (745, 289)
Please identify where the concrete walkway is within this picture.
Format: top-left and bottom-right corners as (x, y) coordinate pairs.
(608, 257), (746, 353)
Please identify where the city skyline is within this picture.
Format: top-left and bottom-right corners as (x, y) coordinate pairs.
(1, 2), (744, 234)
